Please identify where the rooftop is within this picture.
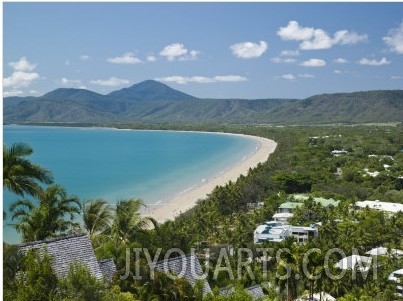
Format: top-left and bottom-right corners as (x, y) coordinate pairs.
(278, 202), (303, 209)
(291, 194), (340, 207)
(19, 233), (115, 281)
(220, 285), (265, 300)
(154, 254), (212, 296)
(366, 246), (403, 257)
(356, 200), (403, 213)
(335, 255), (372, 272)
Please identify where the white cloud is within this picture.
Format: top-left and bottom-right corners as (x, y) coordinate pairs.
(80, 55), (91, 61)
(90, 76), (130, 87)
(155, 75), (248, 84)
(298, 73), (314, 78)
(156, 76), (188, 84)
(280, 49), (300, 56)
(61, 77), (86, 89)
(282, 74), (296, 80)
(230, 41), (268, 59)
(278, 20), (367, 50)
(277, 21), (314, 41)
(333, 30), (368, 45)
(4, 57), (40, 94)
(358, 57), (391, 66)
(271, 57), (296, 64)
(391, 75), (403, 79)
(178, 50), (200, 61)
(3, 71), (40, 88)
(107, 52), (141, 64)
(277, 73), (314, 80)
(300, 28), (333, 50)
(383, 21), (403, 54)
(159, 43), (199, 61)
(334, 69), (350, 74)
(147, 55), (157, 62)
(160, 43), (187, 60)
(299, 58), (326, 67)
(3, 89), (24, 97)
(8, 57), (37, 71)
(334, 58), (349, 64)
(213, 75), (248, 82)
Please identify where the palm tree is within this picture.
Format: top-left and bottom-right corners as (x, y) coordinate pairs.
(274, 237), (303, 301)
(3, 142), (53, 197)
(111, 198), (155, 243)
(9, 184), (81, 242)
(82, 199), (113, 238)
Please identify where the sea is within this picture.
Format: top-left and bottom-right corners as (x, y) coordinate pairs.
(3, 125), (258, 243)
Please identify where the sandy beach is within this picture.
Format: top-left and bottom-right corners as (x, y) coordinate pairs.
(147, 133), (277, 223)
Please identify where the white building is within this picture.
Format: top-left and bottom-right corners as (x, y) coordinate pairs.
(253, 221), (286, 244)
(365, 247), (403, 257)
(295, 292), (336, 301)
(388, 268), (403, 296)
(335, 255), (372, 272)
(253, 222), (318, 244)
(355, 200), (403, 214)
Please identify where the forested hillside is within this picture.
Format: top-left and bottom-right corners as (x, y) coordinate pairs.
(4, 80), (403, 125)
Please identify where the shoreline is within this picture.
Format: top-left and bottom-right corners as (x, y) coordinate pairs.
(144, 133), (277, 223)
(4, 124), (277, 224)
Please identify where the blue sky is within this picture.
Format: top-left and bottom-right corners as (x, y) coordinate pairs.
(3, 2), (403, 99)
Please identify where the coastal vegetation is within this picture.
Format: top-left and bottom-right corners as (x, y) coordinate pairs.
(3, 123), (403, 300)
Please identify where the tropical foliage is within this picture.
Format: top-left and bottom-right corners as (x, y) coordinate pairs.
(3, 123), (403, 300)
(3, 142), (53, 197)
(9, 184), (81, 242)
(82, 198), (113, 238)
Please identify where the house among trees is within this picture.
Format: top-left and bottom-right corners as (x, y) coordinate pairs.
(154, 254), (212, 296)
(331, 149), (348, 156)
(244, 285), (265, 300)
(220, 284), (266, 300)
(388, 268), (403, 296)
(253, 223), (318, 244)
(18, 233), (116, 282)
(355, 200), (403, 214)
(272, 194), (340, 223)
(335, 255), (372, 272)
(296, 291), (336, 301)
(365, 246), (403, 257)
(291, 194), (340, 207)
(272, 202), (302, 223)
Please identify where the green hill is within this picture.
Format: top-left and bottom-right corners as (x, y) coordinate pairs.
(3, 80), (403, 125)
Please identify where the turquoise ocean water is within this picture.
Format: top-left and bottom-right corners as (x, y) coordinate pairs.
(3, 125), (258, 243)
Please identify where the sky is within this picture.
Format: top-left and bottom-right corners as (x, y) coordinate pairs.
(3, 2), (403, 99)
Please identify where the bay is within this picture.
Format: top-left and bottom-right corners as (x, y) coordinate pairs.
(3, 125), (257, 243)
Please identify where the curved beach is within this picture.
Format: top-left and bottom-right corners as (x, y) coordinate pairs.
(147, 133), (277, 223)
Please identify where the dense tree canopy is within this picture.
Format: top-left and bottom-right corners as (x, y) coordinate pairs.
(3, 124), (403, 300)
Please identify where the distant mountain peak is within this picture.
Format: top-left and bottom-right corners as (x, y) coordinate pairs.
(108, 80), (198, 101)
(42, 88), (105, 101)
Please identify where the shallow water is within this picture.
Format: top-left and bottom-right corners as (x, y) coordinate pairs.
(3, 125), (257, 243)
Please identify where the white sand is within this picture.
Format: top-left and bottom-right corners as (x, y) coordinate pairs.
(145, 133), (277, 223)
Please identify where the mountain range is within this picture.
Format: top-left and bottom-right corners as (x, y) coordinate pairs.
(4, 80), (403, 125)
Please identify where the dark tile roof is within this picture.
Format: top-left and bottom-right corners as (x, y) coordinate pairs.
(99, 258), (117, 282)
(19, 233), (114, 281)
(245, 284), (265, 300)
(220, 284), (265, 300)
(219, 286), (235, 295)
(154, 254), (212, 296)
